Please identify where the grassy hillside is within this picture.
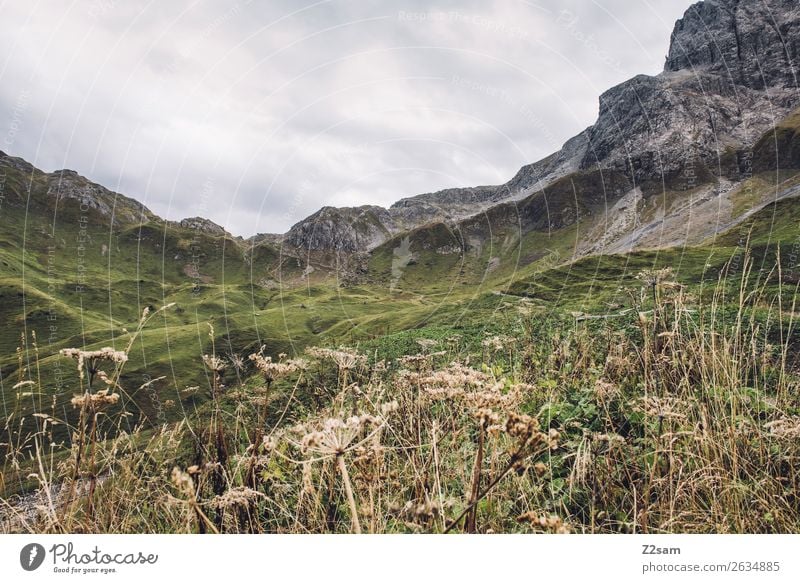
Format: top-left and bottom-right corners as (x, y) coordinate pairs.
(1, 113), (800, 533)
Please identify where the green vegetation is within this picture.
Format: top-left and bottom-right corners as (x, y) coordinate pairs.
(1, 148), (800, 534)
(2, 250), (799, 533)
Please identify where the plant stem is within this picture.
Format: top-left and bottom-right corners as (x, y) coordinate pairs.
(337, 454), (361, 534)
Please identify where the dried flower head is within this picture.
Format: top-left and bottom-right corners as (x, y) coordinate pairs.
(60, 346), (128, 382)
(306, 346), (366, 371)
(249, 348), (306, 383)
(70, 389), (120, 409)
(765, 417), (800, 439)
(208, 486), (265, 510)
(517, 512), (570, 533)
(297, 413), (383, 457)
(481, 335), (513, 352)
(202, 354), (226, 373)
(171, 466), (195, 497)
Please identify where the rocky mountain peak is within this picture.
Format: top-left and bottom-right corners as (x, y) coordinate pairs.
(46, 168), (154, 226)
(578, 0), (800, 187)
(665, 0), (800, 89)
(0, 150), (38, 176)
(179, 216), (229, 236)
(284, 205), (399, 252)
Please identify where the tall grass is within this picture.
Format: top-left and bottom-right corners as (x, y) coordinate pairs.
(1, 252), (798, 534)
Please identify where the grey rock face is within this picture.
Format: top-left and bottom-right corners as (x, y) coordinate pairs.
(47, 169), (153, 226)
(502, 129), (591, 197)
(580, 70), (797, 186)
(575, 0), (800, 189)
(179, 217), (229, 236)
(665, 0), (800, 89)
(385, 129), (591, 225)
(284, 205), (400, 252)
(247, 232), (284, 246)
(0, 150), (38, 176)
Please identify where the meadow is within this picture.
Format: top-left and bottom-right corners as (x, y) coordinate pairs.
(2, 206), (799, 532)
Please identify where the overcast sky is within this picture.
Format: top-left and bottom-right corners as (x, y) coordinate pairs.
(0, 0), (694, 236)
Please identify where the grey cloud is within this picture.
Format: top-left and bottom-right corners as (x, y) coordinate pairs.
(0, 0), (692, 236)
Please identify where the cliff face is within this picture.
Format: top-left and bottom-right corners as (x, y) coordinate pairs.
(284, 205), (400, 252)
(48, 170), (155, 226)
(282, 0), (800, 255)
(665, 0), (800, 89)
(581, 0), (800, 189)
(581, 70), (797, 188)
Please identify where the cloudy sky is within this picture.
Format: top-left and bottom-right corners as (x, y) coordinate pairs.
(0, 0), (693, 236)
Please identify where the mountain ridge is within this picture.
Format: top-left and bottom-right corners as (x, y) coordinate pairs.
(3, 0), (800, 265)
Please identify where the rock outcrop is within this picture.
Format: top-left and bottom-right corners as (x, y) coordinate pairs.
(284, 205), (400, 252)
(178, 217), (229, 237)
(46, 169), (155, 226)
(665, 0), (800, 89)
(580, 0), (800, 189)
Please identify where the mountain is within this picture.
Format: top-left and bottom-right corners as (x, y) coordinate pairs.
(277, 0), (800, 261)
(3, 0), (800, 282)
(2, 0), (800, 453)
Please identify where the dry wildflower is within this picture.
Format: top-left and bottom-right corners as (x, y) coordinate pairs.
(421, 363), (526, 418)
(637, 396), (689, 420)
(548, 428), (559, 449)
(397, 351), (446, 367)
(301, 461), (316, 495)
(60, 346), (128, 383)
(593, 432), (626, 446)
(208, 487), (265, 511)
(593, 378), (620, 402)
(70, 389), (120, 409)
(202, 354), (226, 373)
(299, 414), (382, 456)
(60, 346), (128, 364)
(262, 435), (277, 452)
(181, 386), (200, 396)
(481, 335), (513, 352)
(94, 370), (118, 388)
(764, 417), (800, 439)
(330, 348), (366, 371)
(570, 434), (592, 488)
(380, 401), (399, 415)
(422, 362), (490, 392)
(306, 346), (366, 370)
(477, 408), (501, 429)
(415, 338), (438, 352)
(399, 500), (441, 522)
(636, 267), (675, 287)
(228, 353), (246, 372)
(505, 413), (540, 440)
(249, 346), (307, 384)
(304, 346), (331, 359)
(171, 466), (194, 497)
(517, 512), (570, 534)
